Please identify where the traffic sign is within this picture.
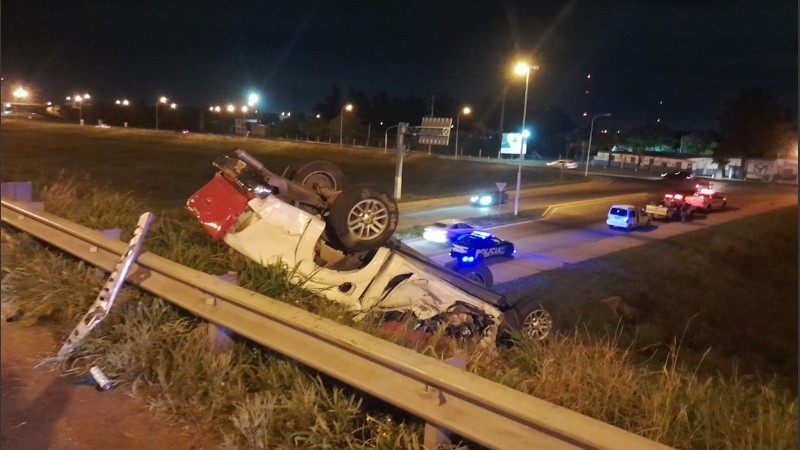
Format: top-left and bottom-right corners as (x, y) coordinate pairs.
(419, 117), (452, 145)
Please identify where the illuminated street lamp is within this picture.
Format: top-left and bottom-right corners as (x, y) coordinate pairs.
(13, 87), (29, 100)
(584, 113), (612, 177)
(454, 106), (471, 158)
(513, 62), (538, 216)
(116, 99), (130, 127)
(226, 104), (235, 113)
(68, 93), (91, 125)
(339, 103), (353, 146)
(247, 93), (259, 107)
(241, 105), (248, 121)
(155, 96), (168, 130)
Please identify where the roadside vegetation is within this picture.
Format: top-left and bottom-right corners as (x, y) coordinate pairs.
(1, 121), (797, 448)
(2, 178), (797, 448)
(0, 120), (585, 211)
(497, 206), (798, 393)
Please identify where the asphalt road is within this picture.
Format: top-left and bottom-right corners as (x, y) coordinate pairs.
(402, 175), (798, 284)
(397, 176), (653, 229)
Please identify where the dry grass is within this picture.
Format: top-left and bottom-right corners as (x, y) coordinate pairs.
(2, 167), (797, 448)
(3, 212), (797, 448)
(480, 330), (797, 449)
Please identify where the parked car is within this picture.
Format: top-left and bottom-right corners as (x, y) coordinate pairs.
(546, 159), (578, 169)
(686, 188), (727, 212)
(450, 231), (515, 263)
(423, 219), (481, 244)
(661, 170), (694, 180)
(694, 180), (713, 190)
(470, 188), (508, 206)
(606, 204), (652, 230)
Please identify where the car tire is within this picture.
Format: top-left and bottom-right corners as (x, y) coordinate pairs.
(291, 160), (345, 192)
(520, 306), (553, 341)
(608, 225), (615, 230)
(328, 183), (398, 252)
(454, 262), (493, 288)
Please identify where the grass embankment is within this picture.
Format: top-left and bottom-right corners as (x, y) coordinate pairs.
(498, 207), (798, 391)
(2, 176), (797, 448)
(0, 120), (584, 211)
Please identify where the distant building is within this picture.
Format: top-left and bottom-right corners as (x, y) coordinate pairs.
(593, 150), (797, 183)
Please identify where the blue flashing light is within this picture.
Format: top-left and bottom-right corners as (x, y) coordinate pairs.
(460, 255), (475, 263)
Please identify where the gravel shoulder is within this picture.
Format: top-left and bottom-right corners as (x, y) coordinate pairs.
(1, 319), (222, 450)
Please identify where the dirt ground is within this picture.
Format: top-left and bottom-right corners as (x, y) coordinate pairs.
(1, 319), (223, 450)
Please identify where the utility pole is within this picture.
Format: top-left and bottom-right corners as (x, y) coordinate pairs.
(498, 84), (507, 159)
(427, 95), (434, 155)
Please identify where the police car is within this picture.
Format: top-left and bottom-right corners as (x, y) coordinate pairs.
(450, 231), (515, 264)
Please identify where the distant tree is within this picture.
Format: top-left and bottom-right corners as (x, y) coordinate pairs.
(563, 129), (583, 160)
(313, 85), (343, 120)
(624, 123), (676, 170)
(677, 133), (709, 155)
(715, 86), (796, 179)
(531, 107), (575, 159)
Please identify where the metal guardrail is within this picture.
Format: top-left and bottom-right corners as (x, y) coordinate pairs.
(0, 198), (672, 450)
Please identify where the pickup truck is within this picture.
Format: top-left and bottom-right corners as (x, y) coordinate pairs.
(606, 204), (652, 230)
(185, 149), (552, 343)
(685, 188), (727, 212)
(644, 193), (696, 221)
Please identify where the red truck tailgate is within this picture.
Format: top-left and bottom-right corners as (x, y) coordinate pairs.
(186, 173), (250, 240)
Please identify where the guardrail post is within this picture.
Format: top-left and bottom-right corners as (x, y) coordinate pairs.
(206, 272), (238, 352)
(424, 353), (467, 449)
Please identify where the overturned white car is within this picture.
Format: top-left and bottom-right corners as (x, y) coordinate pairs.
(186, 149), (551, 342)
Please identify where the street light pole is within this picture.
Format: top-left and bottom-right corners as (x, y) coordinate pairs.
(384, 124), (399, 153)
(71, 94), (90, 125)
(155, 96), (167, 131)
(339, 104), (353, 146)
(584, 113), (612, 177)
(513, 63), (533, 216)
(454, 106), (471, 159)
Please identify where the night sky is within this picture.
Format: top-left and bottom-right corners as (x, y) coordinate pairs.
(2, 0), (797, 130)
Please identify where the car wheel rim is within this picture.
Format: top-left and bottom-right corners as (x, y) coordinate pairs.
(302, 172), (336, 190)
(347, 199), (389, 239)
(523, 308), (552, 340)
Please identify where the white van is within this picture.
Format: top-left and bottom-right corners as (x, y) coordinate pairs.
(606, 204), (651, 230)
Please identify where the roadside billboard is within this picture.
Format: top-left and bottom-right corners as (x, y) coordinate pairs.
(500, 132), (527, 155)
